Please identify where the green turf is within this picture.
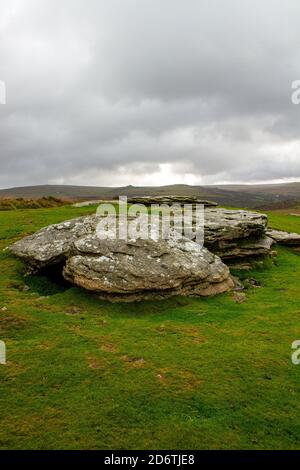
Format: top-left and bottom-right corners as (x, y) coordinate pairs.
(0, 205), (300, 449)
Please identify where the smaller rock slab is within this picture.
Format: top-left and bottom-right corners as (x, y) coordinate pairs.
(127, 195), (218, 207)
(266, 229), (300, 245)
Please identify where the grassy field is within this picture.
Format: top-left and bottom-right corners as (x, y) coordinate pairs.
(0, 205), (300, 449)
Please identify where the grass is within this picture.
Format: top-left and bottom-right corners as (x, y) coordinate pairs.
(266, 210), (300, 233)
(0, 205), (300, 449)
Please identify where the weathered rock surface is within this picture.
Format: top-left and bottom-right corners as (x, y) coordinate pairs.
(63, 234), (234, 301)
(266, 229), (300, 246)
(127, 195), (218, 207)
(10, 207), (272, 272)
(172, 208), (271, 259)
(10, 215), (98, 269)
(210, 236), (275, 260)
(203, 209), (268, 245)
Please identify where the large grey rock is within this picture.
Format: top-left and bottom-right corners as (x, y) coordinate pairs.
(9, 208), (271, 270)
(9, 216), (235, 302)
(63, 234), (234, 302)
(9, 203), (278, 302)
(127, 195), (218, 207)
(9, 215), (98, 269)
(266, 229), (300, 246)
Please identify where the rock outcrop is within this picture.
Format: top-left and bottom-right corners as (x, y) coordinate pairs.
(127, 195), (218, 207)
(210, 235), (275, 260)
(204, 209), (268, 244)
(9, 202), (281, 302)
(266, 229), (300, 246)
(9, 218), (234, 301)
(10, 208), (272, 269)
(203, 209), (272, 260)
(172, 208), (272, 260)
(63, 234), (234, 302)
(10, 215), (98, 270)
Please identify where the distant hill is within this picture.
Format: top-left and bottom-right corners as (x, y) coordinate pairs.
(0, 183), (300, 209)
(213, 182), (300, 198)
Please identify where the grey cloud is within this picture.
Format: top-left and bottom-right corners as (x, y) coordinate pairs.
(1, 0), (300, 188)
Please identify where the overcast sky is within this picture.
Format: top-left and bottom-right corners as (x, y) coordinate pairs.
(1, 0), (300, 189)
